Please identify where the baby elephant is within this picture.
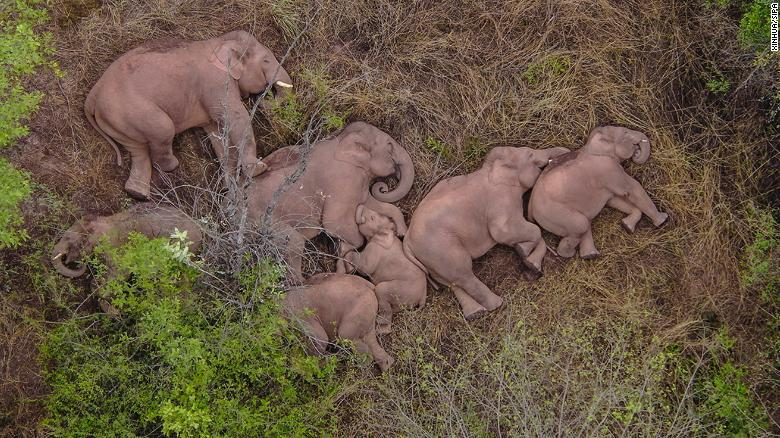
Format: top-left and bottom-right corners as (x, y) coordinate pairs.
(51, 203), (202, 278)
(339, 205), (427, 334)
(528, 126), (669, 259)
(284, 273), (394, 371)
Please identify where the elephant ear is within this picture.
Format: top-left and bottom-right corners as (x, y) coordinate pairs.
(334, 136), (371, 171)
(372, 230), (395, 249)
(210, 41), (245, 80)
(486, 147), (523, 187)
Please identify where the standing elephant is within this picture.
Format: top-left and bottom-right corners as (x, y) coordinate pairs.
(528, 126), (668, 259)
(283, 273), (394, 372)
(51, 203), (202, 278)
(340, 205), (427, 334)
(85, 30), (294, 200)
(248, 122), (414, 279)
(403, 146), (570, 320)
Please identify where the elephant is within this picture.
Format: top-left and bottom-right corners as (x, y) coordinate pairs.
(339, 205), (427, 334)
(528, 126), (669, 259)
(85, 30), (294, 200)
(283, 273), (394, 372)
(403, 146), (570, 320)
(51, 203), (202, 278)
(247, 121), (414, 279)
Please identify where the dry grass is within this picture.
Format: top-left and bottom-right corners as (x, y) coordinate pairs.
(1, 0), (778, 435)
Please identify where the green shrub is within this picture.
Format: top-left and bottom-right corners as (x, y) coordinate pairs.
(739, 0), (772, 50)
(0, 157), (31, 248)
(0, 0), (59, 147)
(41, 234), (339, 437)
(700, 362), (769, 436)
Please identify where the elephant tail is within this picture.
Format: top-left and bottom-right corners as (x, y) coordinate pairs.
(402, 237), (440, 291)
(84, 91), (123, 166)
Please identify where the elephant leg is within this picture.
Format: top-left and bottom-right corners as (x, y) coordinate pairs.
(145, 117), (178, 172)
(124, 141), (153, 200)
(578, 227), (599, 259)
(273, 222), (306, 283)
(374, 282), (396, 334)
(452, 285), (487, 321)
(556, 213), (590, 258)
(607, 196), (642, 233)
(491, 216), (545, 273)
(204, 123), (228, 164)
(511, 223), (545, 274)
(557, 236), (580, 258)
(354, 331), (393, 372)
(302, 321), (330, 356)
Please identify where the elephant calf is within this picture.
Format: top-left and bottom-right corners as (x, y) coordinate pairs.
(404, 146), (570, 320)
(339, 205), (427, 334)
(51, 203), (202, 278)
(528, 126), (668, 259)
(283, 273), (394, 372)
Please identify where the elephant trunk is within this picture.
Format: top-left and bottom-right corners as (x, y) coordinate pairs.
(271, 65), (293, 99)
(371, 144), (415, 202)
(51, 240), (87, 278)
(632, 136), (651, 164)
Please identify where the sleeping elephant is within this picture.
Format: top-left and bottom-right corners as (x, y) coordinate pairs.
(85, 30), (293, 199)
(528, 126), (668, 259)
(247, 122), (414, 279)
(340, 205), (427, 334)
(283, 273), (394, 372)
(403, 146), (570, 320)
(51, 203), (202, 278)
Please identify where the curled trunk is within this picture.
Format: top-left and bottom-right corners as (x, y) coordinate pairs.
(632, 138), (651, 164)
(371, 144), (415, 202)
(51, 244), (87, 278)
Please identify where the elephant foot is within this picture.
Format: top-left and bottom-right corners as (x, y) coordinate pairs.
(653, 213), (669, 228)
(156, 155), (180, 172)
(483, 294), (504, 312)
(556, 245), (576, 258)
(580, 250), (600, 260)
(521, 257), (542, 275)
(621, 217), (637, 233)
(125, 179), (150, 200)
(463, 306), (488, 321)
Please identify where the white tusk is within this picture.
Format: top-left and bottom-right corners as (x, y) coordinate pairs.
(52, 253), (64, 261)
(275, 80), (293, 88)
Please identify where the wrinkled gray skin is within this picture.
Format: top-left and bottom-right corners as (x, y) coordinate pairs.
(248, 122), (414, 280)
(85, 30), (294, 200)
(403, 146), (570, 320)
(51, 203), (202, 278)
(283, 273), (394, 372)
(528, 126), (668, 259)
(338, 205), (427, 334)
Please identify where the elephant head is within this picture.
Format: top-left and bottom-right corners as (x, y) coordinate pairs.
(51, 216), (112, 278)
(585, 126), (651, 164)
(485, 146), (571, 188)
(51, 219), (92, 277)
(211, 30), (293, 99)
(335, 122), (415, 202)
(355, 205), (396, 248)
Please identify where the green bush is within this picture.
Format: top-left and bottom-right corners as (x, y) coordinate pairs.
(739, 0), (772, 50)
(0, 0), (59, 148)
(0, 157), (31, 248)
(41, 234), (339, 437)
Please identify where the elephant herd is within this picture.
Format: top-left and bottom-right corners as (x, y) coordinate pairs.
(52, 31), (668, 371)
